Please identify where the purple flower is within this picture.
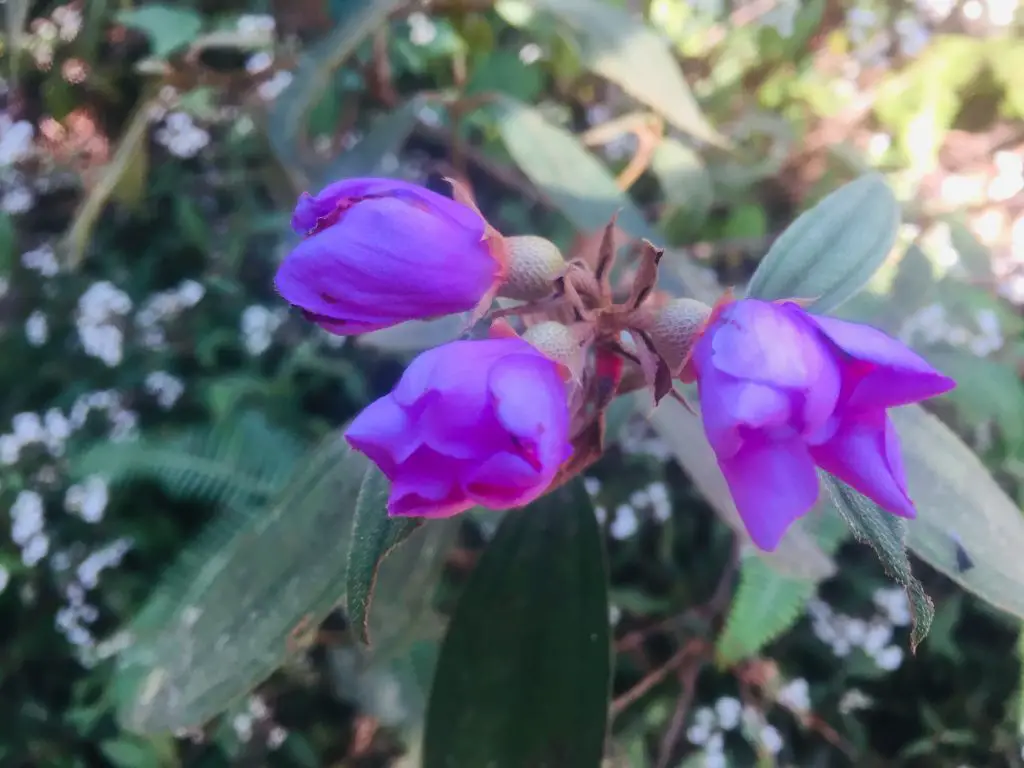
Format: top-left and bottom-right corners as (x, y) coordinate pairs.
(275, 178), (503, 335)
(345, 337), (573, 518)
(692, 298), (955, 551)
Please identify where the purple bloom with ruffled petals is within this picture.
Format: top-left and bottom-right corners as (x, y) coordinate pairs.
(275, 178), (502, 335)
(345, 337), (573, 518)
(692, 298), (955, 551)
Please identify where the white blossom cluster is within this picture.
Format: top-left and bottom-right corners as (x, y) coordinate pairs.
(0, 112), (37, 214)
(154, 112), (210, 159)
(241, 305), (284, 356)
(899, 302), (1004, 358)
(258, 71), (294, 102)
(238, 12), (290, 103)
(687, 697), (784, 766)
(1, 410), (72, 464)
(11, 489), (50, 566)
(64, 475), (110, 523)
(76, 281), (133, 366)
(144, 371), (185, 410)
(135, 279), (206, 349)
(23, 4), (82, 69)
(807, 589), (908, 671)
(21, 244), (60, 277)
(52, 537), (132, 653)
(584, 477), (673, 538)
(228, 694), (288, 750)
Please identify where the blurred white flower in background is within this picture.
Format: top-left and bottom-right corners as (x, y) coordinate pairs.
(65, 476), (110, 523)
(155, 112), (210, 159)
(144, 371), (185, 409)
(22, 244), (60, 277)
(76, 281), (132, 367)
(25, 311), (49, 346)
(0, 117), (35, 166)
(241, 305), (284, 356)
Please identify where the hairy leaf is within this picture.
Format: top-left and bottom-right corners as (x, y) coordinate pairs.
(745, 173), (900, 314)
(423, 481), (610, 768)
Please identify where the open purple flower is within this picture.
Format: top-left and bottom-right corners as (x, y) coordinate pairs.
(691, 298), (955, 551)
(345, 337), (573, 518)
(275, 178), (503, 335)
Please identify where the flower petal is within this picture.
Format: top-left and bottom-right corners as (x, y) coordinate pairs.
(464, 451), (548, 509)
(717, 437), (821, 551)
(387, 445), (472, 518)
(487, 352), (572, 471)
(344, 395), (419, 476)
(809, 409), (915, 518)
(707, 300), (837, 392)
(805, 314), (956, 409)
(696, 363), (793, 460)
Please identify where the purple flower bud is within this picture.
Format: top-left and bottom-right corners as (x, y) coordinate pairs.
(692, 298), (955, 551)
(275, 178), (502, 335)
(345, 337), (573, 518)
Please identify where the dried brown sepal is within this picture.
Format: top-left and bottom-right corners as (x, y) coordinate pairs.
(625, 241), (664, 310)
(594, 212), (620, 290)
(547, 416), (606, 494)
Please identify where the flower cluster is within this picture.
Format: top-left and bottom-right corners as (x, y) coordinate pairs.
(274, 177), (955, 548)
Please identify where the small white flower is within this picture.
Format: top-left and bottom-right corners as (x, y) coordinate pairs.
(839, 688), (872, 714)
(13, 412), (44, 443)
(2, 186), (34, 213)
(267, 726), (287, 749)
(22, 532), (49, 566)
(245, 51), (273, 74)
(583, 476), (601, 496)
(777, 678), (810, 713)
(714, 697), (742, 730)
(0, 435), (20, 465)
(704, 752), (727, 768)
(25, 311), (48, 346)
(609, 505), (639, 540)
(760, 724), (783, 755)
(248, 695), (270, 719)
(232, 713), (254, 741)
(0, 564), (9, 594)
(408, 12), (437, 46)
(687, 722), (711, 745)
(874, 645), (904, 671)
(705, 731), (724, 754)
(593, 505), (607, 525)
(0, 119), (34, 165)
(862, 622), (894, 655)
(608, 604), (621, 626)
(694, 707), (716, 729)
(258, 71), (293, 101)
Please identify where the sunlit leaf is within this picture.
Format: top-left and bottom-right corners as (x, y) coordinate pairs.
(745, 173), (900, 314)
(499, 0), (727, 147)
(492, 97), (652, 238)
(423, 481), (609, 767)
(895, 405), (1024, 620)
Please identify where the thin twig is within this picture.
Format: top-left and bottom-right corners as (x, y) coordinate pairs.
(610, 639), (707, 720)
(655, 660), (705, 768)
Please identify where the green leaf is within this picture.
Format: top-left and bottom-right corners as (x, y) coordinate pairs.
(423, 481), (610, 768)
(316, 96), (431, 187)
(650, 138), (713, 238)
(717, 507), (846, 665)
(893, 405), (1024, 621)
(824, 476), (933, 650)
(0, 211), (14, 275)
(347, 465), (424, 645)
(500, 0), (726, 147)
(745, 173), (901, 314)
(113, 434), (368, 733)
(466, 49), (544, 103)
(267, 0), (403, 189)
(492, 97), (652, 238)
(646, 396), (837, 582)
(116, 5), (203, 59)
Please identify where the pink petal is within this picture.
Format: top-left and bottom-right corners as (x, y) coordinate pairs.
(805, 314), (956, 409)
(717, 437), (821, 551)
(344, 395), (419, 476)
(487, 352), (572, 471)
(696, 365), (793, 460)
(464, 452), (548, 509)
(809, 409), (915, 518)
(386, 445), (471, 518)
